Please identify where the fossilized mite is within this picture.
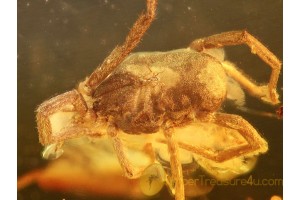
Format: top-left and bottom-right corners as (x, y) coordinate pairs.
(92, 48), (227, 134)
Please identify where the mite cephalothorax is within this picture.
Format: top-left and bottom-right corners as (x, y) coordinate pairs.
(35, 0), (281, 199)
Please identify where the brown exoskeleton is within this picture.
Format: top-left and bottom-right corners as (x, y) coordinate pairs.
(36, 0), (281, 199)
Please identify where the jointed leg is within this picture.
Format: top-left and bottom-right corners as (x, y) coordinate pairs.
(222, 60), (278, 104)
(189, 30), (281, 104)
(175, 113), (268, 163)
(163, 127), (185, 200)
(36, 90), (88, 145)
(107, 123), (145, 179)
(81, 0), (158, 95)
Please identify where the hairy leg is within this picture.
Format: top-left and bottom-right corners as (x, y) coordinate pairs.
(36, 90), (89, 145)
(163, 127), (185, 200)
(222, 60), (278, 105)
(176, 113), (268, 163)
(190, 30), (281, 104)
(107, 123), (146, 179)
(80, 0), (158, 95)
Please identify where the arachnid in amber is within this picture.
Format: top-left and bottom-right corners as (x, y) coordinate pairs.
(35, 0), (281, 199)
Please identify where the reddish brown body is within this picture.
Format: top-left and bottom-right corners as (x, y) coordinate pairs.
(93, 49), (227, 134)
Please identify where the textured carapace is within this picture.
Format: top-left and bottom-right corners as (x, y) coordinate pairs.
(92, 49), (227, 134)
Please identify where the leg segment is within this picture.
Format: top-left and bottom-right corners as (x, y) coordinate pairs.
(163, 127), (185, 200)
(36, 90), (90, 145)
(176, 113), (268, 163)
(81, 0), (157, 95)
(189, 30), (281, 105)
(107, 123), (145, 179)
(222, 60), (278, 104)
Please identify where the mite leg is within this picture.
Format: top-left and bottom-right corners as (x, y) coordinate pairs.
(107, 124), (145, 179)
(222, 60), (279, 105)
(189, 30), (281, 105)
(176, 113), (268, 163)
(163, 127), (185, 200)
(80, 0), (158, 95)
(36, 90), (98, 145)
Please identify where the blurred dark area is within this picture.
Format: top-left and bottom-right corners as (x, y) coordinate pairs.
(18, 0), (282, 199)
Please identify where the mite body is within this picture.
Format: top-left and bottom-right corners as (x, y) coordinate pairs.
(35, 0), (281, 199)
(93, 49), (227, 134)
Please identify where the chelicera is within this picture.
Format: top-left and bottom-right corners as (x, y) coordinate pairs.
(36, 0), (281, 199)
